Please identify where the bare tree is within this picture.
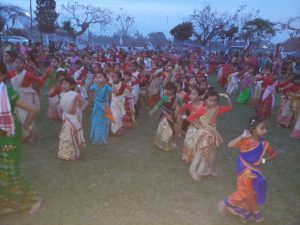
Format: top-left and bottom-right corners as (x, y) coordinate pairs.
(190, 6), (232, 46)
(0, 4), (29, 31)
(233, 5), (260, 40)
(61, 2), (112, 40)
(116, 9), (135, 39)
(278, 16), (300, 38)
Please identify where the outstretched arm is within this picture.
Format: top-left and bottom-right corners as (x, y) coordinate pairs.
(149, 96), (166, 116)
(228, 129), (251, 148)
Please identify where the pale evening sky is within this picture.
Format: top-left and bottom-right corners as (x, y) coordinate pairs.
(6, 0), (300, 43)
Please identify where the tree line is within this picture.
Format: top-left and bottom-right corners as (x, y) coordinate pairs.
(0, 1), (299, 48)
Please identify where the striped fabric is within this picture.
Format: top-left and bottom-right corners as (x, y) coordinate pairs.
(0, 82), (15, 136)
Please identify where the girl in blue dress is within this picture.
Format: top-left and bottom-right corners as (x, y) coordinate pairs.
(90, 73), (112, 145)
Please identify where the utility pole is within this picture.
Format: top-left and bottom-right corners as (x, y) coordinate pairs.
(30, 0), (33, 40)
(0, 31), (3, 60)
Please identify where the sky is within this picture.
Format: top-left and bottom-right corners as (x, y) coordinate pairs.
(7, 0), (300, 43)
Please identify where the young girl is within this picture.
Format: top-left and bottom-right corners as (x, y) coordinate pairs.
(237, 67), (254, 104)
(276, 73), (299, 128)
(147, 65), (162, 106)
(9, 56), (44, 142)
(184, 76), (198, 94)
(0, 61), (42, 215)
(180, 87), (205, 162)
(250, 68), (266, 108)
(90, 73), (112, 145)
(43, 57), (60, 119)
(226, 68), (240, 97)
(70, 59), (88, 100)
(110, 72), (129, 135)
(219, 116), (277, 223)
(122, 72), (137, 128)
(58, 77), (88, 160)
(175, 80), (189, 104)
(257, 69), (278, 118)
(290, 93), (300, 139)
(47, 70), (67, 120)
(149, 82), (182, 151)
(187, 90), (233, 180)
(86, 62), (100, 104)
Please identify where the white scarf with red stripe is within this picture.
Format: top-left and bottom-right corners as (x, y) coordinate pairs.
(0, 82), (15, 136)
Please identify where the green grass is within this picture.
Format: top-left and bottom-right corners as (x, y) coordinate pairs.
(3, 76), (300, 225)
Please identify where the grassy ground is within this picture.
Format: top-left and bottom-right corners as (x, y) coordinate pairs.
(3, 76), (300, 225)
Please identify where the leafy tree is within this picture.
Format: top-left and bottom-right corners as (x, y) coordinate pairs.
(35, 0), (59, 33)
(219, 24), (238, 40)
(63, 20), (77, 41)
(148, 32), (168, 46)
(242, 18), (275, 43)
(170, 22), (193, 41)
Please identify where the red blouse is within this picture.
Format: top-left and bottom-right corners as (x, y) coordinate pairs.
(9, 71), (44, 88)
(48, 84), (62, 97)
(187, 105), (232, 124)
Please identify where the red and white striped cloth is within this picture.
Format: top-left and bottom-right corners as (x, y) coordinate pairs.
(0, 82), (15, 136)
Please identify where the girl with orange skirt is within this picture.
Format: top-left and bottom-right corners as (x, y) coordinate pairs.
(219, 116), (277, 223)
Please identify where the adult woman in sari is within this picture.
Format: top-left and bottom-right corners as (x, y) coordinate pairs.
(0, 61), (41, 215)
(9, 56), (44, 142)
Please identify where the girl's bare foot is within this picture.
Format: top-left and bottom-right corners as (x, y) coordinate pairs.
(190, 173), (200, 181)
(172, 143), (177, 150)
(29, 197), (42, 214)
